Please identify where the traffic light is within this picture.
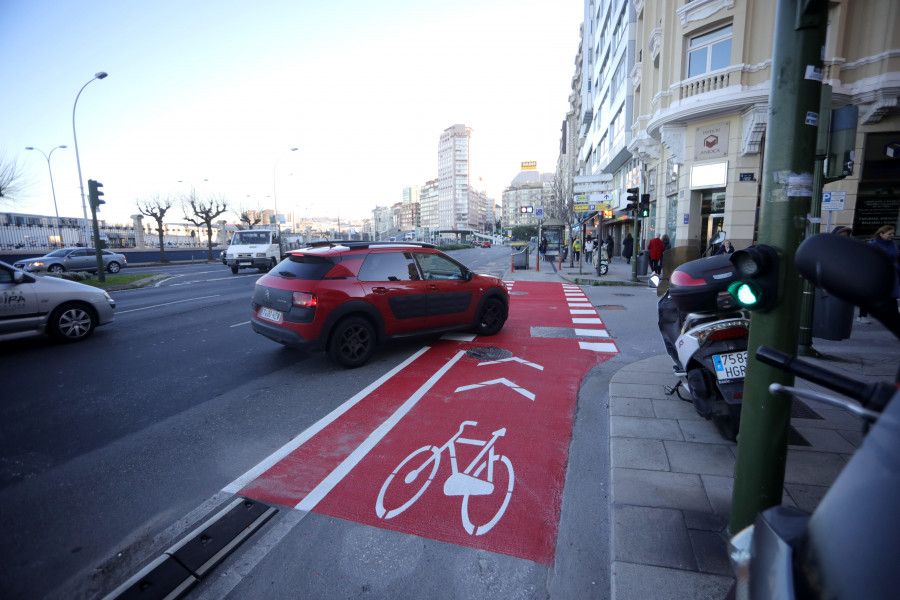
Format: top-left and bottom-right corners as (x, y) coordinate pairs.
(727, 244), (780, 311)
(640, 194), (650, 218)
(625, 187), (639, 216)
(88, 179), (105, 211)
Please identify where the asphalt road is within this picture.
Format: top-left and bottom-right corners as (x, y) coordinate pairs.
(0, 248), (663, 600)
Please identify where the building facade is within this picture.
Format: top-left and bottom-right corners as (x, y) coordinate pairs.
(563, 0), (899, 256)
(501, 170), (557, 229)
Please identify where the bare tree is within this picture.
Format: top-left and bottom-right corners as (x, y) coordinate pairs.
(0, 153), (30, 204)
(182, 191), (228, 260)
(137, 194), (175, 262)
(237, 203), (265, 230)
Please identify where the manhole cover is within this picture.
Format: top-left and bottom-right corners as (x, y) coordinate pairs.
(611, 293), (634, 297)
(595, 304), (627, 310)
(466, 347), (513, 361)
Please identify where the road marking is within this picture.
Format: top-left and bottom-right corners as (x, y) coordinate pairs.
(455, 377), (535, 401)
(575, 328), (609, 338)
(223, 347), (431, 495)
(294, 350), (466, 512)
(476, 357), (544, 370)
(116, 295), (221, 314)
(578, 341), (619, 352)
(572, 317), (603, 325)
(230, 321), (250, 328)
(569, 309), (596, 314)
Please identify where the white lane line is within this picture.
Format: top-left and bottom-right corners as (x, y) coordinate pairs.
(569, 309), (597, 314)
(222, 347), (431, 494)
(568, 303), (593, 308)
(579, 341), (619, 352)
(575, 328), (610, 338)
(116, 295), (221, 314)
(294, 350), (466, 512)
(573, 317), (604, 325)
(230, 321), (250, 328)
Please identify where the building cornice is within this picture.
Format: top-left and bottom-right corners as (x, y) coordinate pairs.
(676, 0), (735, 27)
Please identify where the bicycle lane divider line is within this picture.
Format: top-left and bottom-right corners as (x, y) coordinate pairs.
(293, 350), (466, 513)
(223, 346), (431, 496)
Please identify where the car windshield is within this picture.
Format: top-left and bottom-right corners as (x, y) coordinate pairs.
(231, 232), (271, 245)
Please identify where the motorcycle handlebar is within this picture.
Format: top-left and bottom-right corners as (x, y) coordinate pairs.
(755, 345), (877, 405)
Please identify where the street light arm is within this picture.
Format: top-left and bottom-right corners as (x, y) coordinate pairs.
(72, 72), (108, 245)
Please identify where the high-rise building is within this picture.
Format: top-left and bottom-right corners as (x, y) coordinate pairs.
(438, 124), (476, 230)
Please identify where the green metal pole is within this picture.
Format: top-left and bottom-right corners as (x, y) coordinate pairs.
(796, 85), (831, 357)
(729, 0), (829, 535)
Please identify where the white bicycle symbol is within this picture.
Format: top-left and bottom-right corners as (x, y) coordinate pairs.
(375, 421), (515, 536)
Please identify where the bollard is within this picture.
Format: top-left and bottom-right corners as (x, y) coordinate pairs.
(536, 252), (539, 272)
(511, 253), (515, 273)
(558, 253), (562, 271)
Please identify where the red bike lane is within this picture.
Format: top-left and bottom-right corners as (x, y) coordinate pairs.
(230, 282), (617, 565)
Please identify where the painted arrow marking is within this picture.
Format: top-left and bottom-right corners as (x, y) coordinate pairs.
(475, 357), (544, 370)
(455, 378), (536, 401)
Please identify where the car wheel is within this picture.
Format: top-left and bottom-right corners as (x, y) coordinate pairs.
(107, 261), (121, 274)
(48, 264), (65, 274)
(475, 297), (507, 336)
(48, 303), (96, 342)
(230, 265), (239, 274)
(327, 316), (376, 368)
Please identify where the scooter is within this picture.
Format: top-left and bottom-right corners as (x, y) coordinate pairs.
(726, 233), (900, 599)
(656, 250), (750, 441)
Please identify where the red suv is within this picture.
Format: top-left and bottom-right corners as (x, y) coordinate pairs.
(251, 241), (509, 367)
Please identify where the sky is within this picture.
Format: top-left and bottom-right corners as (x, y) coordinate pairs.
(1, 0), (584, 225)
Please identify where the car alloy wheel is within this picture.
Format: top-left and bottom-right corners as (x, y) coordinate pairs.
(49, 304), (96, 342)
(476, 297), (506, 336)
(328, 316), (376, 368)
(48, 264), (65, 274)
(107, 261), (121, 274)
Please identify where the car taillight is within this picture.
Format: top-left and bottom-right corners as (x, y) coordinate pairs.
(670, 270), (707, 286)
(707, 326), (749, 341)
(292, 292), (317, 308)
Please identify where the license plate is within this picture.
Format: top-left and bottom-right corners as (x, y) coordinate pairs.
(713, 351), (747, 381)
(239, 261), (251, 266)
(259, 307), (283, 324)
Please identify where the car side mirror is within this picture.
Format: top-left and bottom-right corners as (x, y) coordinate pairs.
(465, 270), (473, 281)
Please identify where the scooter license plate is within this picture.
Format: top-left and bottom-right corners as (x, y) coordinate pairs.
(259, 307), (283, 324)
(713, 351), (748, 381)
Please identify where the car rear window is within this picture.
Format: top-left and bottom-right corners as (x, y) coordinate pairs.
(272, 254), (336, 279)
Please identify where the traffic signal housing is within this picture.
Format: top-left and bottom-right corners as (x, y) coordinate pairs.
(727, 244), (780, 312)
(625, 187), (639, 215)
(640, 193), (650, 218)
(88, 179), (105, 211)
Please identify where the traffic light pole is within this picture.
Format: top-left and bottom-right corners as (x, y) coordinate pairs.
(728, 0), (829, 535)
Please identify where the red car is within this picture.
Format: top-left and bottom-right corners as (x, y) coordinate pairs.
(251, 241), (510, 367)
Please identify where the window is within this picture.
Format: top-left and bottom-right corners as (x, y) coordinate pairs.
(687, 25), (732, 78)
(358, 251), (419, 282)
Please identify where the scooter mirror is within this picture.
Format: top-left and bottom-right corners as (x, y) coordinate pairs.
(795, 234), (893, 308)
(711, 231), (727, 245)
(648, 274), (660, 288)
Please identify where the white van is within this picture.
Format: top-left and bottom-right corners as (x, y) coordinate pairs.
(224, 230), (281, 274)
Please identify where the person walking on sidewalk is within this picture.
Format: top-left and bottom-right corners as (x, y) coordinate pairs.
(648, 234), (664, 275)
(662, 233), (671, 251)
(605, 234), (615, 259)
(622, 233), (633, 264)
(584, 237), (594, 264)
(573, 238), (581, 262)
(859, 225), (900, 323)
(715, 239), (735, 255)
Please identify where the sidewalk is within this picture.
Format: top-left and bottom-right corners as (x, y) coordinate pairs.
(508, 251), (900, 599)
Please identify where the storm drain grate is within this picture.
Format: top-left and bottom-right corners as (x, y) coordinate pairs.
(466, 347), (513, 361)
(791, 398), (824, 420)
(595, 304), (627, 310)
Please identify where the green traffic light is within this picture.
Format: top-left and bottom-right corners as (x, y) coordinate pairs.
(729, 281), (761, 307)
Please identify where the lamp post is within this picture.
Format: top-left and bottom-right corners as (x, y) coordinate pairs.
(25, 145), (67, 247)
(273, 147), (298, 235)
(72, 71), (108, 246)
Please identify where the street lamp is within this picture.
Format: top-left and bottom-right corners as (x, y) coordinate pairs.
(273, 147), (298, 235)
(25, 145), (67, 247)
(72, 71), (108, 246)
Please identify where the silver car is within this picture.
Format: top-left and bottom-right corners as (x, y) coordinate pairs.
(0, 261), (116, 342)
(13, 247), (127, 274)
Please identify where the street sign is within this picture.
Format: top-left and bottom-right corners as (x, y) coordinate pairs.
(573, 174), (613, 184)
(821, 190), (846, 211)
(573, 184), (613, 194)
(574, 203), (613, 212)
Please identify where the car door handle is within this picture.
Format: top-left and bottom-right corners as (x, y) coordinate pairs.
(427, 284), (438, 290)
(372, 287), (388, 294)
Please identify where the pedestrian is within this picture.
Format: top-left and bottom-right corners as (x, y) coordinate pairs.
(859, 225), (900, 323)
(715, 240), (735, 255)
(584, 237), (594, 264)
(573, 238), (581, 262)
(648, 234), (665, 275)
(661, 233), (671, 251)
(605, 234), (614, 259)
(622, 233), (633, 264)
(832, 225), (852, 236)
(539, 236), (548, 260)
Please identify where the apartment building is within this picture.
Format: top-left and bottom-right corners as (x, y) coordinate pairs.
(501, 169), (557, 229)
(567, 0), (899, 252)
